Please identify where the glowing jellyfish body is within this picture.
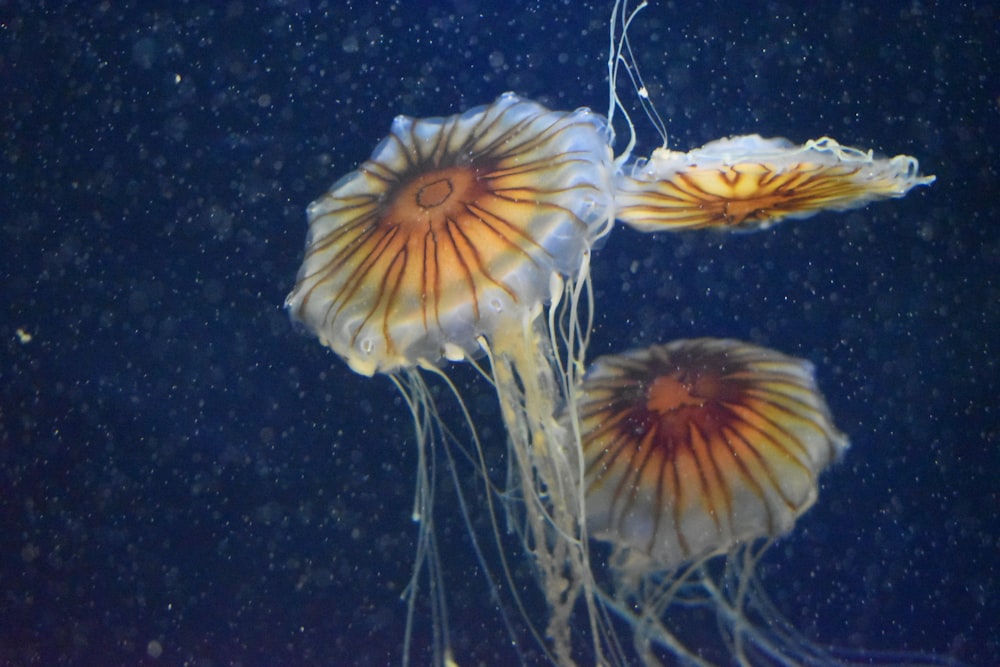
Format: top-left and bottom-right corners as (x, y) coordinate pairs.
(575, 340), (855, 663)
(578, 338), (849, 571)
(286, 17), (936, 665)
(286, 93), (614, 377)
(617, 134), (936, 232)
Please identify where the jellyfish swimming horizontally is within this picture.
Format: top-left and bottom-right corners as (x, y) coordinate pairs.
(284, 8), (934, 667)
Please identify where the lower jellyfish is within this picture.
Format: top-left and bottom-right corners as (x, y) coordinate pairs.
(575, 338), (850, 665)
(579, 338), (848, 572)
(285, 2), (937, 665)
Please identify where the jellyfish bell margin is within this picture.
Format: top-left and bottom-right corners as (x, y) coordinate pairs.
(285, 85), (937, 664)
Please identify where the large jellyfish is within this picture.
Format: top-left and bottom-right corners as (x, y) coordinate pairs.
(285, 2), (934, 664)
(286, 91), (617, 664)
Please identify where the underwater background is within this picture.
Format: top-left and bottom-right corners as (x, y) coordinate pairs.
(2, 1), (997, 665)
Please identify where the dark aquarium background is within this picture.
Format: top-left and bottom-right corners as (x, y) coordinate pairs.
(2, 1), (997, 665)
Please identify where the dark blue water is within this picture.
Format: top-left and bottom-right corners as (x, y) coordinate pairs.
(2, 1), (996, 665)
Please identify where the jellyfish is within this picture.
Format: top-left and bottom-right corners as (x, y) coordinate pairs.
(285, 1), (937, 664)
(286, 91), (619, 665)
(579, 338), (848, 572)
(285, 92), (614, 378)
(616, 134), (936, 233)
(575, 338), (849, 664)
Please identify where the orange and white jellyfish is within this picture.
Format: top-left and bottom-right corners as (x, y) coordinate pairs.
(580, 338), (847, 571)
(285, 2), (935, 664)
(286, 92), (618, 665)
(576, 338), (849, 664)
(616, 134), (935, 233)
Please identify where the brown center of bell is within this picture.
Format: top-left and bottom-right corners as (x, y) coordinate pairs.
(722, 195), (785, 226)
(646, 373), (705, 413)
(385, 166), (482, 229)
(416, 178), (453, 208)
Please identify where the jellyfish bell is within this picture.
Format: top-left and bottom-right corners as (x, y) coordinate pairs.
(579, 338), (848, 572)
(285, 92), (615, 377)
(616, 134), (936, 233)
